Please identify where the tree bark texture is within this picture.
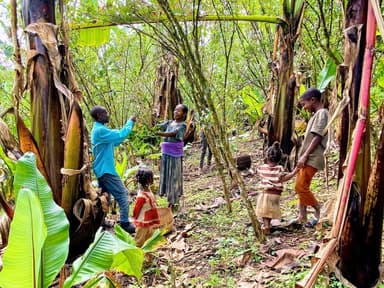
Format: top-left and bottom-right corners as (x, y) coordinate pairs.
(153, 52), (182, 123)
(337, 1), (382, 287)
(24, 0), (64, 205)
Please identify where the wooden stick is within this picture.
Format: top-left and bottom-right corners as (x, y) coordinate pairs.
(295, 239), (337, 288)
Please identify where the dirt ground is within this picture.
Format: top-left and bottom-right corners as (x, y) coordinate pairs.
(109, 134), (383, 288)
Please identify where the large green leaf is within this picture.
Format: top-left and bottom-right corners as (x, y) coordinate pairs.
(111, 239), (144, 280)
(114, 223), (136, 246)
(63, 228), (116, 288)
(13, 152), (69, 287)
(0, 188), (47, 288)
(63, 227), (141, 288)
(115, 153), (128, 179)
(317, 58), (337, 92)
(112, 225), (144, 279)
(78, 27), (111, 47)
(141, 229), (167, 253)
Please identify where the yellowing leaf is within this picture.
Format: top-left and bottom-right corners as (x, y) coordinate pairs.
(78, 26), (111, 47)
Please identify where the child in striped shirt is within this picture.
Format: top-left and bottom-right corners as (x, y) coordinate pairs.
(256, 142), (297, 235)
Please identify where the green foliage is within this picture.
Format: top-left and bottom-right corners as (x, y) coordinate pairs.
(317, 58), (337, 92)
(141, 229), (167, 253)
(0, 152), (70, 288)
(63, 227), (143, 288)
(126, 124), (161, 158)
(78, 27), (111, 47)
(240, 87), (265, 124)
(0, 153), (168, 287)
(0, 188), (47, 288)
(115, 151), (129, 178)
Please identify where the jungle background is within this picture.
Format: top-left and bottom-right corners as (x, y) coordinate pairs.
(0, 0), (383, 287)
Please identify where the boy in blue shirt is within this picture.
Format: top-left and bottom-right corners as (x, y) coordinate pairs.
(90, 105), (137, 234)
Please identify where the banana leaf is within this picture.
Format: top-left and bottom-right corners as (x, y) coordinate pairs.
(0, 188), (47, 288)
(62, 101), (84, 216)
(141, 229), (167, 253)
(64, 227), (143, 288)
(111, 239), (144, 280)
(114, 224), (136, 246)
(317, 58), (337, 92)
(13, 152), (69, 287)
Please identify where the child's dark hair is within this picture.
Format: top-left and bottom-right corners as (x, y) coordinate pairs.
(266, 141), (283, 163)
(300, 88), (321, 101)
(135, 167), (154, 187)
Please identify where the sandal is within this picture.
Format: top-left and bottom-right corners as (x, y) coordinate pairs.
(305, 218), (318, 228)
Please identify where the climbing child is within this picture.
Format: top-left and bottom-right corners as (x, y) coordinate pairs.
(256, 141), (297, 235)
(294, 88), (328, 227)
(132, 167), (160, 247)
(157, 104), (188, 212)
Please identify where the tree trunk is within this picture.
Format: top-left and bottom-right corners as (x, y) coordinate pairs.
(153, 51), (182, 123)
(337, 1), (382, 287)
(267, 0), (305, 160)
(24, 0), (64, 205)
(22, 0), (105, 260)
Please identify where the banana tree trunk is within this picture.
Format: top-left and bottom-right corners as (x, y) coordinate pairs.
(21, 0), (105, 260)
(153, 51), (182, 122)
(296, 1), (382, 286)
(24, 0), (64, 205)
(336, 1), (382, 286)
(268, 0), (305, 158)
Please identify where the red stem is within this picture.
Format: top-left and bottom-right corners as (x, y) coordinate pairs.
(333, 0), (376, 238)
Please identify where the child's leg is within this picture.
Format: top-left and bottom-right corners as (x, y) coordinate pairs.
(313, 204), (320, 220)
(207, 147), (213, 166)
(299, 205), (307, 223)
(262, 217), (271, 235)
(200, 139), (208, 169)
(295, 166), (318, 223)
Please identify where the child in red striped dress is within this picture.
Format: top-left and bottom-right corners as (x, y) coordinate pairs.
(256, 142), (297, 235)
(132, 168), (160, 247)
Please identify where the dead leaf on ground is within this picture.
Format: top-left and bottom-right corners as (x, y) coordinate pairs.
(264, 248), (307, 269)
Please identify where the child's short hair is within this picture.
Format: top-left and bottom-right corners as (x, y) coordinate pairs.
(266, 141), (283, 163)
(300, 88), (321, 101)
(90, 105), (105, 121)
(135, 167), (154, 187)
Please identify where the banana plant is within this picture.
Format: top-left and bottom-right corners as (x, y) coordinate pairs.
(268, 0), (305, 156)
(0, 152), (166, 287)
(0, 152), (69, 287)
